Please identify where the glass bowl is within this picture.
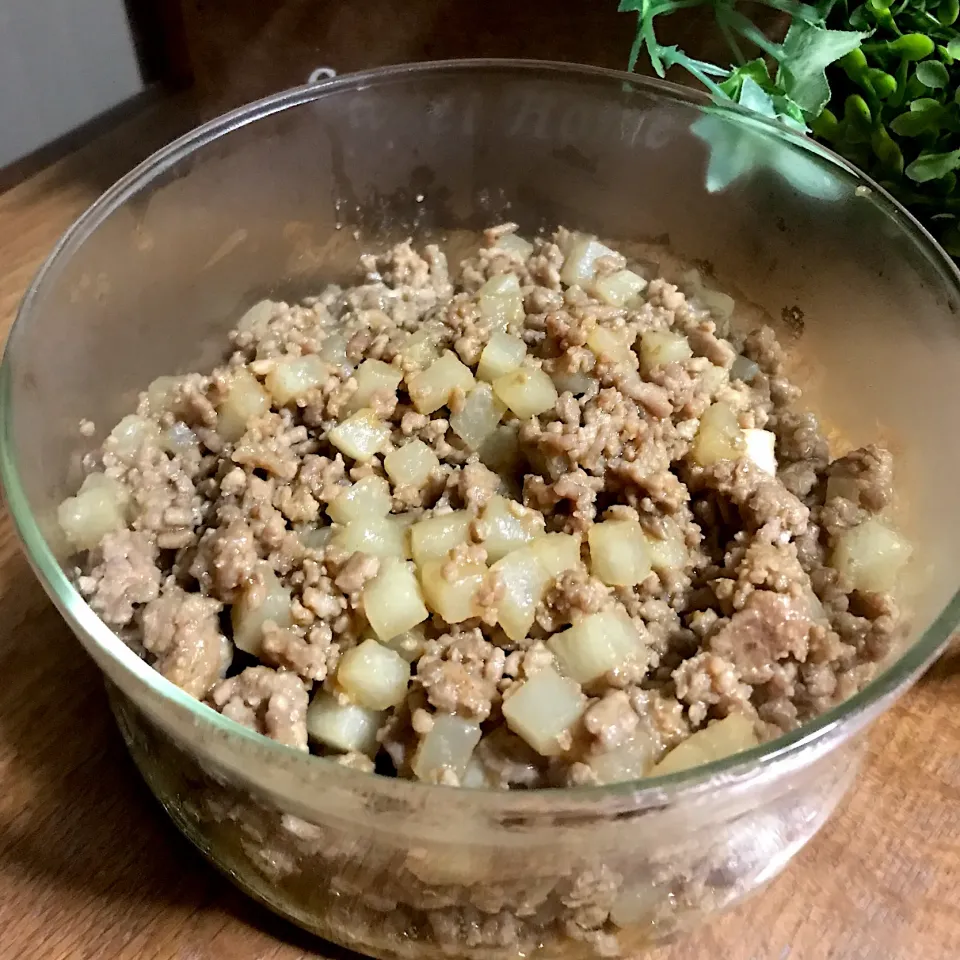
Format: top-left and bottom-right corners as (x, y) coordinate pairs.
(3, 60), (960, 959)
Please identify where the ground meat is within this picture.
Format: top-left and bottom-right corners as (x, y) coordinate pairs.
(65, 225), (908, 798)
(78, 530), (161, 628)
(140, 583), (232, 698)
(209, 666), (309, 750)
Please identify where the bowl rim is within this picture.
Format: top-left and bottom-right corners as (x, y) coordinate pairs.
(3, 57), (959, 810)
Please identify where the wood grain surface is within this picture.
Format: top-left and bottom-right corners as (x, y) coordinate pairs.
(1, 6), (959, 958)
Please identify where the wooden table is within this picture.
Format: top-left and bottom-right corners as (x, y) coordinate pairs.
(2, 82), (960, 960)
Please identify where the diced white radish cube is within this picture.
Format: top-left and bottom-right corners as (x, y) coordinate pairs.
(306, 692), (382, 755)
(232, 566), (293, 656)
(381, 625), (427, 662)
(407, 351), (476, 414)
(401, 324), (444, 369)
(831, 518), (912, 593)
(490, 546), (551, 641)
(421, 559), (486, 624)
(450, 383), (507, 451)
(560, 235), (619, 287)
(550, 369), (594, 396)
(593, 269), (646, 307)
(412, 714), (483, 783)
(640, 330), (693, 374)
(144, 375), (180, 416)
(494, 232), (534, 259)
(332, 516), (407, 559)
(477, 273), (524, 329)
(326, 475), (392, 525)
(588, 520), (653, 586)
(742, 428), (777, 476)
(529, 533), (581, 578)
(548, 609), (643, 684)
(730, 354), (759, 382)
(363, 558), (429, 642)
(589, 732), (658, 784)
(477, 331), (528, 383)
(410, 511), (471, 566)
(265, 354), (330, 406)
(691, 401), (743, 467)
(645, 521), (688, 574)
(57, 473), (129, 551)
(346, 359), (403, 414)
(384, 439), (440, 487)
(298, 525), (334, 551)
(649, 713), (758, 776)
(328, 408), (391, 461)
(479, 425), (521, 475)
(236, 299), (277, 334)
(217, 368), (270, 442)
(501, 665), (585, 756)
(587, 325), (635, 366)
(106, 415), (160, 462)
(477, 495), (545, 562)
(493, 365), (558, 419)
(337, 637), (410, 710)
(319, 333), (351, 373)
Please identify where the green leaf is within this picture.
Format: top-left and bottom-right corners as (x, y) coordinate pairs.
(737, 76), (780, 118)
(719, 59), (771, 99)
(916, 60), (950, 88)
(776, 22), (871, 116)
(905, 149), (960, 183)
(949, 39), (960, 58)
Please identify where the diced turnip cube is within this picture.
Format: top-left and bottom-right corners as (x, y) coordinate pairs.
(232, 567), (293, 656)
(450, 384), (506, 450)
(332, 515), (407, 559)
(529, 533), (582, 578)
(832, 518), (912, 593)
(407, 351), (476, 414)
(742, 428), (777, 476)
(640, 330), (693, 374)
(691, 401), (743, 467)
(421, 558), (486, 623)
(236, 299), (277, 334)
(649, 713), (758, 776)
(106, 415), (160, 462)
(479, 425), (521, 475)
(477, 273), (524, 330)
(401, 324), (444, 369)
(493, 365), (558, 419)
(477, 495), (545, 562)
(337, 637), (410, 710)
(328, 408), (391, 461)
(381, 625), (427, 662)
(560, 235), (619, 287)
(410, 511), (471, 566)
(548, 609), (643, 684)
(490, 546), (551, 641)
(589, 731), (658, 784)
(645, 520), (688, 574)
(587, 325), (635, 366)
(588, 520), (653, 586)
(217, 368), (270, 442)
(346, 359), (403, 414)
(306, 692), (382, 755)
(326, 475), (392, 525)
(593, 269), (646, 307)
(493, 232), (534, 259)
(384, 438), (439, 487)
(363, 558), (430, 642)
(266, 354), (330, 406)
(477, 331), (528, 383)
(412, 714), (483, 783)
(501, 665), (585, 756)
(57, 473), (129, 551)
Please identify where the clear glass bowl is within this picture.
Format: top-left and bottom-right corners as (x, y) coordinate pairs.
(3, 61), (960, 958)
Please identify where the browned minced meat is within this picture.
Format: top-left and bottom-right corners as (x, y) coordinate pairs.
(63, 225), (910, 786)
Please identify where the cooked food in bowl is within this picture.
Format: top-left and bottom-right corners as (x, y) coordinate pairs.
(58, 223), (912, 788)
